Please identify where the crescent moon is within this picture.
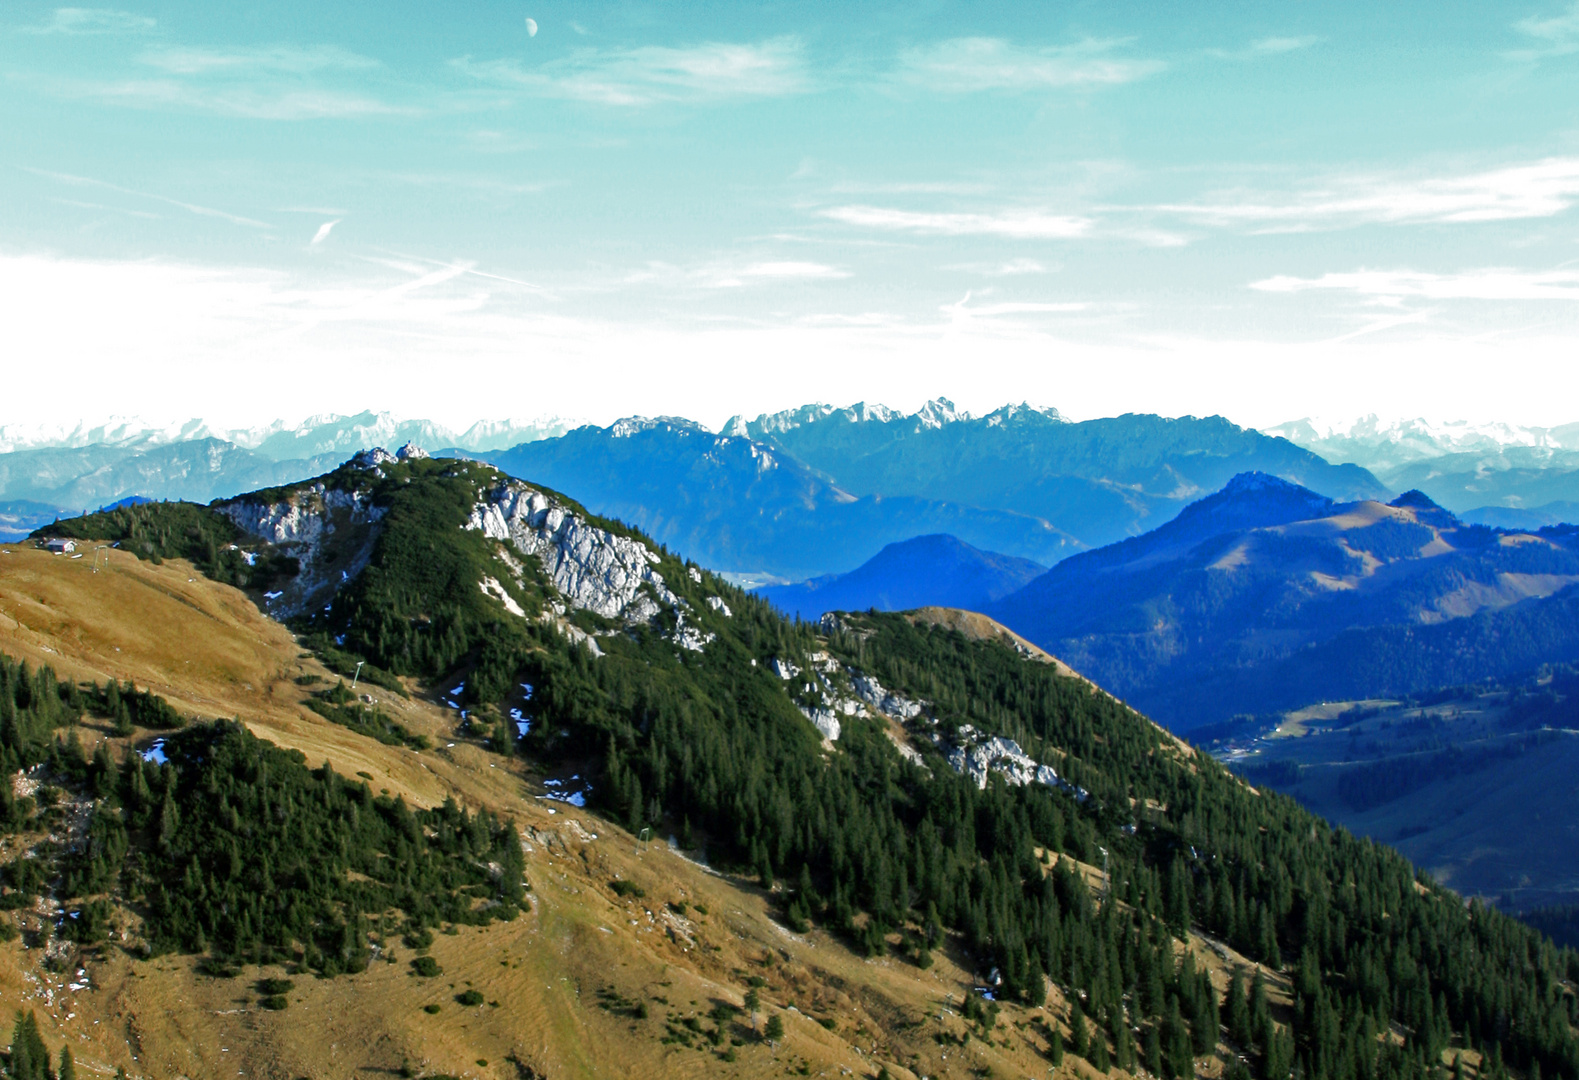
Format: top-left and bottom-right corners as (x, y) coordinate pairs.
(525, 17), (538, 36)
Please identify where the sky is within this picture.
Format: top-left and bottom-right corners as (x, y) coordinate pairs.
(4, 0), (1579, 433)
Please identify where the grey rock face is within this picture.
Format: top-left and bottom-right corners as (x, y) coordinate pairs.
(219, 484), (386, 618)
(468, 481), (678, 623)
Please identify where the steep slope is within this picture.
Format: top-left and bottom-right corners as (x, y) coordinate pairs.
(759, 533), (1045, 619)
(1211, 665), (1579, 910)
(10, 452), (1579, 1080)
(741, 400), (1388, 547)
(992, 476), (1579, 728)
(479, 417), (1081, 579)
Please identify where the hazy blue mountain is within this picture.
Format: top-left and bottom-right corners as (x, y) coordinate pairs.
(0, 500), (75, 542)
(1461, 501), (1579, 529)
(739, 400), (1388, 548)
(0, 440), (346, 513)
(476, 418), (1081, 581)
(476, 402), (1388, 581)
(1267, 416), (1579, 516)
(757, 534), (1046, 619)
(990, 475), (1579, 729)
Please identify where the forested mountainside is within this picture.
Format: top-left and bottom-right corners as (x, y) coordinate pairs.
(1209, 661), (1579, 912)
(23, 449), (1579, 1080)
(992, 474), (1579, 730)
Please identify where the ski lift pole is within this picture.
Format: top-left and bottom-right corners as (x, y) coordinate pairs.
(351, 661), (364, 690)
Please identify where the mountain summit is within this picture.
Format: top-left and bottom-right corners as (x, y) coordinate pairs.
(758, 533), (1045, 619)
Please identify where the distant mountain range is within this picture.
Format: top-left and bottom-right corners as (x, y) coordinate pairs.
(758, 534), (1046, 619)
(987, 473), (1579, 730)
(0, 410), (576, 458)
(1270, 415), (1579, 517)
(8, 402), (1579, 569)
(478, 402), (1386, 580)
(0, 411), (574, 540)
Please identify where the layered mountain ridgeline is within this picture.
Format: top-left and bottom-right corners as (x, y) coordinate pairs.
(476, 415), (1083, 581)
(0, 411), (573, 541)
(477, 402), (1388, 581)
(1204, 663), (1579, 910)
(743, 402), (1385, 535)
(758, 533), (1046, 619)
(990, 473), (1579, 730)
(1268, 417), (1579, 522)
(24, 450), (1579, 1080)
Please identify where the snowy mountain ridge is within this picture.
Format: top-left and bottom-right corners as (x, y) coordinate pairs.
(0, 411), (578, 459)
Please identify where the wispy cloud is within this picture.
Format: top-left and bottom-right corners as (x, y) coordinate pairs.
(739, 261), (848, 279)
(22, 40), (405, 120)
(24, 167), (272, 228)
(1251, 267), (1579, 301)
(1159, 157), (1579, 228)
(20, 7), (154, 35)
(1208, 35), (1321, 60)
(137, 45), (381, 75)
(1510, 2), (1579, 59)
(949, 258), (1054, 276)
(310, 220), (341, 246)
(32, 75), (411, 119)
(453, 37), (808, 106)
(821, 205), (1093, 239)
(894, 37), (1164, 93)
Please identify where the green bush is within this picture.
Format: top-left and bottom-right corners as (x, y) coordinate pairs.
(456, 989), (484, 1006)
(411, 956), (442, 978)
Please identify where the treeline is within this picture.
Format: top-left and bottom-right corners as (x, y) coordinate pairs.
(0, 714), (526, 972)
(33, 500), (294, 589)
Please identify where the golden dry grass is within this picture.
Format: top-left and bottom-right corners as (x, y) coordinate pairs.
(0, 544), (1154, 1079)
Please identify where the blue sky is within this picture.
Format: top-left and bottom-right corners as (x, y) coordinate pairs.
(5, 1), (1579, 430)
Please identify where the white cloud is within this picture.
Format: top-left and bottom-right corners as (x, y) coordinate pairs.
(895, 37), (1164, 92)
(949, 258), (1052, 276)
(1160, 157), (1579, 228)
(740, 261), (848, 279)
(34, 75), (411, 119)
(21, 7), (154, 34)
(24, 167), (273, 228)
(5, 251), (1579, 433)
(821, 205), (1093, 239)
(1248, 35), (1320, 54)
(138, 45), (381, 75)
(310, 220), (341, 246)
(1251, 267), (1579, 301)
(453, 37), (807, 106)
(1511, 2), (1579, 58)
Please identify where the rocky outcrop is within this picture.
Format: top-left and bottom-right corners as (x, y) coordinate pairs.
(468, 481), (678, 623)
(851, 673), (924, 721)
(942, 725), (1085, 798)
(218, 483), (386, 618)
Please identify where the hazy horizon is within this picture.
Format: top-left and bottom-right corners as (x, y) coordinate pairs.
(7, 1), (1579, 428)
